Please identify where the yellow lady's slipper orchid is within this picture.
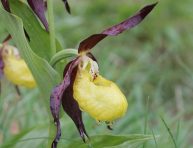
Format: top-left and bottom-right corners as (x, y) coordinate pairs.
(73, 57), (128, 122)
(50, 3), (157, 147)
(1, 45), (36, 88)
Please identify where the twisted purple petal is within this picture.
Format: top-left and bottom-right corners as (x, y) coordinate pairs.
(1, 0), (10, 12)
(50, 57), (88, 148)
(27, 0), (49, 31)
(78, 2), (158, 53)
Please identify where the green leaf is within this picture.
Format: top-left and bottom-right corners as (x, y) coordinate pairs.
(60, 134), (158, 148)
(9, 0), (62, 61)
(0, 5), (60, 99)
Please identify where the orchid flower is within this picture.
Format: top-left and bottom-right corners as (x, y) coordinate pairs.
(50, 3), (157, 148)
(1, 0), (70, 31)
(0, 44), (36, 88)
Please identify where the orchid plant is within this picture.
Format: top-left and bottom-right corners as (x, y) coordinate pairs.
(50, 3), (157, 148)
(0, 0), (157, 147)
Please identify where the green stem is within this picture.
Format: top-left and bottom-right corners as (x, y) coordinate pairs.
(50, 49), (78, 67)
(47, 0), (56, 55)
(47, 0), (56, 147)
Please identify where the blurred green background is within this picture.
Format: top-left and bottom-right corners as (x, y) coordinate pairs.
(1, 0), (193, 147)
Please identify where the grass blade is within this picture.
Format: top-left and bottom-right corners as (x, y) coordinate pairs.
(160, 116), (177, 148)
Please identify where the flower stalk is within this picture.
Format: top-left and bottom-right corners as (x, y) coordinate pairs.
(47, 0), (57, 147)
(47, 0), (56, 55)
(50, 49), (78, 67)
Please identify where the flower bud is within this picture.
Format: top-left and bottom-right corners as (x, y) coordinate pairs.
(1, 45), (36, 88)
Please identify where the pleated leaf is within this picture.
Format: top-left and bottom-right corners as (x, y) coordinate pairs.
(0, 5), (60, 99)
